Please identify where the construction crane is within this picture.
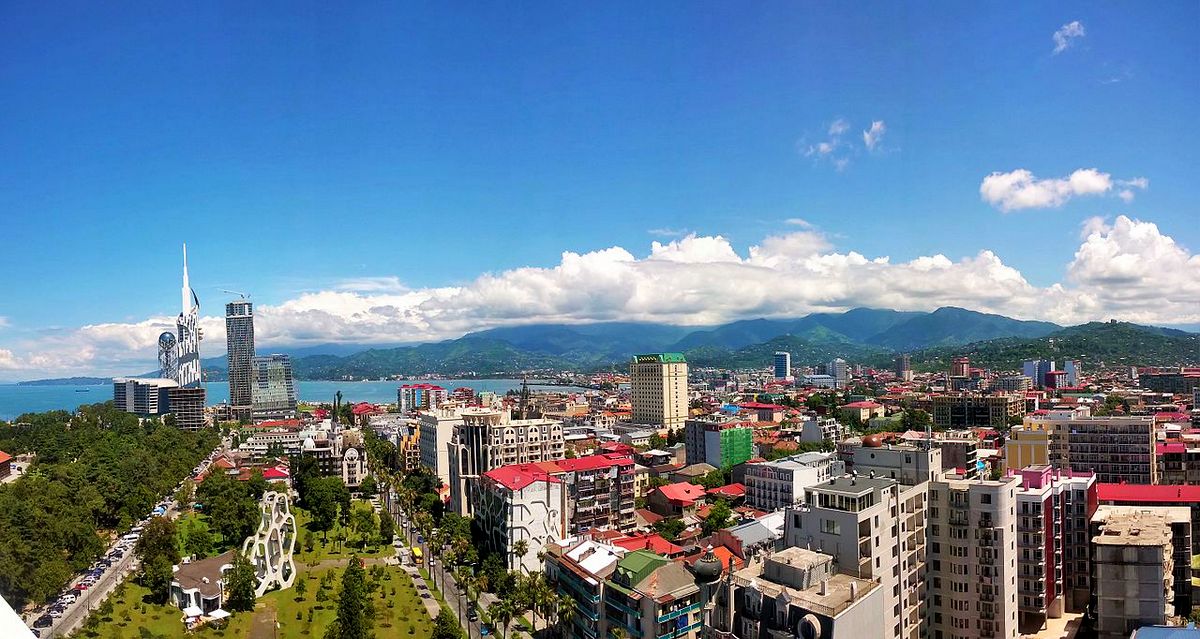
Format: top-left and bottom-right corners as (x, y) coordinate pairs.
(222, 289), (251, 300)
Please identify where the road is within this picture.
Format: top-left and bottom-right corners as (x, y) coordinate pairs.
(382, 488), (487, 639)
(27, 440), (226, 638)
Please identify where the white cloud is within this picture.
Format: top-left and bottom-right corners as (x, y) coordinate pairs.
(1118, 190), (1135, 203)
(4, 216), (1198, 378)
(784, 218), (814, 228)
(1067, 216), (1200, 314)
(828, 118), (850, 136)
(1053, 20), (1085, 55)
(0, 316), (9, 329)
(863, 120), (887, 151)
(978, 168), (1144, 211)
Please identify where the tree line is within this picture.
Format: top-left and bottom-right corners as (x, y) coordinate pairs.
(0, 403), (219, 608)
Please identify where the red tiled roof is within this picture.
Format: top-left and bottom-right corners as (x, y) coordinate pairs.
(212, 458), (235, 470)
(0, 450), (11, 464)
(483, 464), (560, 492)
(707, 483), (746, 498)
(351, 402), (382, 415)
(636, 508), (664, 525)
(250, 419), (301, 429)
(656, 482), (707, 505)
(554, 453), (633, 472)
(262, 466), (290, 480)
(842, 401), (882, 409)
(1098, 483), (1200, 503)
(400, 383), (446, 391)
(612, 533), (684, 556)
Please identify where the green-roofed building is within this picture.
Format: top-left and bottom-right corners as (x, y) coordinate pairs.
(630, 353), (690, 431)
(604, 550), (702, 639)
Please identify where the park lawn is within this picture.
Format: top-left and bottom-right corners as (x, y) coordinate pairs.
(79, 564), (433, 639)
(293, 501), (391, 564)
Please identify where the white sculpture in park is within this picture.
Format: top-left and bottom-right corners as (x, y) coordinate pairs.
(242, 490), (297, 597)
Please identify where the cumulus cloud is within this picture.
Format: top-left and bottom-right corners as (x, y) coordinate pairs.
(4, 216), (1197, 378)
(863, 121), (887, 151)
(1053, 20), (1085, 55)
(978, 168), (1151, 211)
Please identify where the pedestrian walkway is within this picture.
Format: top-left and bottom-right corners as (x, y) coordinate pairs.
(402, 563), (442, 621)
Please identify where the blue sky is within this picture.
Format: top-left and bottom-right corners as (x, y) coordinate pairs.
(0, 2), (1197, 377)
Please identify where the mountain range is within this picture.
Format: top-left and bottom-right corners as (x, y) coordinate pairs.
(172, 306), (1196, 380)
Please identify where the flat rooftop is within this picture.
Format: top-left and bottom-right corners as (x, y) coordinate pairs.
(1093, 507), (1186, 547)
(809, 475), (896, 497)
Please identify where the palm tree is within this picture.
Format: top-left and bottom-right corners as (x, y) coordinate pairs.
(535, 580), (558, 636)
(511, 538), (529, 571)
(489, 598), (517, 639)
(556, 594), (576, 639)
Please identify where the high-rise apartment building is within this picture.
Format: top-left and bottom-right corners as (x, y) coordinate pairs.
(113, 377), (178, 415)
(1012, 465), (1097, 632)
(398, 383), (448, 413)
(419, 407), (464, 486)
(927, 475), (1020, 639)
(783, 472), (929, 639)
(931, 393), (1024, 429)
(773, 351), (792, 381)
(448, 407), (565, 515)
(475, 464), (568, 572)
(1024, 412), (1157, 484)
(1090, 507), (1192, 639)
(166, 386), (207, 430)
(1022, 360), (1056, 388)
(225, 300), (255, 421)
(826, 358), (849, 389)
(629, 353), (688, 430)
(251, 354), (297, 420)
(895, 353), (913, 381)
(684, 417), (752, 468)
(994, 375), (1033, 393)
(950, 356), (970, 378)
(1063, 360), (1082, 387)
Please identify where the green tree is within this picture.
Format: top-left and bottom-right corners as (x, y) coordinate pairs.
(488, 598), (517, 639)
(378, 512), (394, 545)
(294, 576), (308, 601)
(184, 524), (214, 559)
(651, 518), (686, 541)
(696, 470), (726, 489)
(702, 500), (733, 536)
(432, 608), (464, 639)
(351, 508), (377, 548)
(225, 551), (258, 612)
(358, 475), (378, 497)
(141, 555), (175, 604)
(307, 477), (342, 540)
(135, 516), (180, 603)
(511, 539), (529, 570)
(327, 557), (371, 639)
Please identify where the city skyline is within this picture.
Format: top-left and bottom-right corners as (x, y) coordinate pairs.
(1, 3), (1197, 378)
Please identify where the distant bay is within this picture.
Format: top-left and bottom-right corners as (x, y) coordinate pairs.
(0, 379), (582, 421)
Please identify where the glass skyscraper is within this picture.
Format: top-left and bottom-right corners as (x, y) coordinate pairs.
(225, 300), (255, 421)
(252, 354), (297, 420)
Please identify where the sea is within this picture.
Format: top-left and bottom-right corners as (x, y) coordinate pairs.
(0, 379), (581, 421)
